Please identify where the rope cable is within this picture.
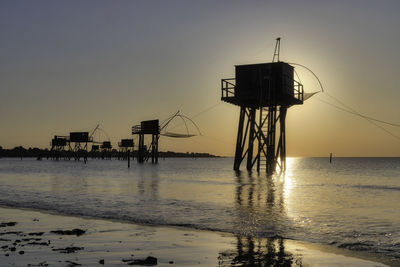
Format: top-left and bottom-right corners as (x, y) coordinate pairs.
(317, 98), (400, 140)
(160, 111), (180, 131)
(324, 92), (400, 127)
(162, 102), (221, 136)
(293, 68), (303, 85)
(178, 114), (203, 136)
(290, 62), (400, 142)
(177, 115), (190, 136)
(288, 62), (324, 92)
(291, 62), (400, 129)
(159, 112), (203, 138)
(189, 102), (221, 120)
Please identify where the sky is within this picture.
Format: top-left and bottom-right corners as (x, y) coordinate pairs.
(1, 0), (399, 157)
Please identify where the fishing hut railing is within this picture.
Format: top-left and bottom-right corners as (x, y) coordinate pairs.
(132, 125), (141, 134)
(221, 78), (236, 99)
(293, 80), (304, 102)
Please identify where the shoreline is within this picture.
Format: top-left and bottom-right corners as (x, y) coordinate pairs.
(0, 206), (394, 266)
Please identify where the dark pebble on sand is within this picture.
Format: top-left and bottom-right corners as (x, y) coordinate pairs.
(99, 259), (105, 265)
(10, 247), (16, 252)
(19, 250), (24, 255)
(65, 260), (81, 266)
(27, 241), (49, 246)
(52, 246), (84, 253)
(28, 261), (49, 266)
(0, 222), (17, 227)
(124, 256), (158, 266)
(28, 232), (44, 236)
(169, 260), (174, 264)
(51, 229), (86, 236)
(5, 253), (9, 256)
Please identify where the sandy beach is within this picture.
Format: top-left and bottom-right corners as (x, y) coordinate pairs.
(0, 206), (393, 267)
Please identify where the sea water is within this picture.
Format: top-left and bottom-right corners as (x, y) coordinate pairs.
(0, 157), (399, 262)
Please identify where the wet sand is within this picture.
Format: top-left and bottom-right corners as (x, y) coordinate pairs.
(0, 206), (392, 266)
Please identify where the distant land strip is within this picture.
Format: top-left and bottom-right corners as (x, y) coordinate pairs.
(0, 146), (219, 159)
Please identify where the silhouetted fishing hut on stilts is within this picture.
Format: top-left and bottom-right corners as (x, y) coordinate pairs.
(50, 136), (68, 160)
(132, 120), (159, 163)
(68, 132), (92, 163)
(221, 38), (304, 174)
(118, 139), (134, 160)
(100, 141), (112, 159)
(91, 145), (100, 158)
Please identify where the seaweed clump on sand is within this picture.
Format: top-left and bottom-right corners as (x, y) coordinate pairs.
(0, 222), (17, 227)
(52, 246), (84, 253)
(50, 229), (86, 236)
(122, 256), (158, 266)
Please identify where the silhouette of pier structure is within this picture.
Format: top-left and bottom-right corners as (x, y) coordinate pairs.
(100, 141), (112, 159)
(50, 133), (92, 162)
(90, 144), (100, 158)
(50, 136), (68, 160)
(49, 125), (114, 163)
(68, 132), (92, 163)
(132, 120), (159, 163)
(118, 139), (134, 160)
(221, 38), (304, 174)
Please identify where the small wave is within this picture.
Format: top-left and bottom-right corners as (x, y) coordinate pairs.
(349, 184), (400, 191)
(305, 183), (400, 191)
(338, 242), (373, 251)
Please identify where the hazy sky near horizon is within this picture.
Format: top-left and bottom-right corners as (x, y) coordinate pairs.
(1, 0), (399, 156)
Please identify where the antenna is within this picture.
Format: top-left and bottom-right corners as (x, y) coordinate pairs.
(272, 37), (281, 62)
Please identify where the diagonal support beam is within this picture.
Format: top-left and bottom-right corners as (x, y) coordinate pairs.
(233, 105), (287, 175)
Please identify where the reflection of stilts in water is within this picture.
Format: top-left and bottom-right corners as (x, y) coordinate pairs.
(137, 167), (159, 199)
(224, 172), (299, 266)
(234, 171), (286, 218)
(235, 171), (262, 209)
(265, 173), (285, 212)
(218, 235), (302, 266)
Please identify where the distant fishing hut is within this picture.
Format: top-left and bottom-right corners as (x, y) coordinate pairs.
(50, 135), (68, 160)
(118, 139), (134, 160)
(132, 120), (159, 163)
(91, 145), (100, 158)
(68, 132), (92, 162)
(100, 141), (112, 159)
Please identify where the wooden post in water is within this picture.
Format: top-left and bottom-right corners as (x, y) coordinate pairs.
(127, 150), (130, 168)
(330, 152), (332, 163)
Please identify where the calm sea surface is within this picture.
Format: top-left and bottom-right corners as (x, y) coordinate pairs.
(0, 157), (399, 262)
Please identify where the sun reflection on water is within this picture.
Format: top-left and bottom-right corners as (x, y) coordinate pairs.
(281, 157), (297, 219)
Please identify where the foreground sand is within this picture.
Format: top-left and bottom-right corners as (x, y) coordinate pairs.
(0, 206), (392, 266)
